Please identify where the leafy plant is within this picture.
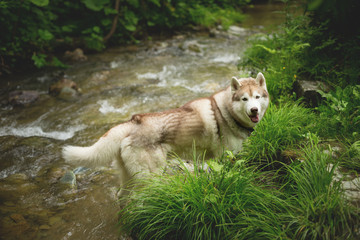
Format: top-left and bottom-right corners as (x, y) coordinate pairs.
(239, 15), (310, 102)
(0, 0), (249, 71)
(317, 85), (360, 139)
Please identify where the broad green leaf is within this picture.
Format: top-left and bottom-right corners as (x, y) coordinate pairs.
(208, 161), (223, 172)
(104, 7), (118, 15)
(30, 0), (49, 7)
(38, 29), (53, 41)
(101, 19), (112, 26)
(124, 24), (136, 32)
(127, 0), (139, 8)
(148, 0), (160, 7)
(81, 0), (110, 11)
(255, 44), (276, 54)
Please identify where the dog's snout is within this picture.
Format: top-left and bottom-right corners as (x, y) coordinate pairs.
(251, 107), (258, 113)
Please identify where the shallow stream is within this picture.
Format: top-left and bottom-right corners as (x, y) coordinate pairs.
(0, 3), (286, 239)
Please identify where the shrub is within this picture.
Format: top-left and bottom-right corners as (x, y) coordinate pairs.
(317, 85), (360, 140)
(0, 0), (249, 71)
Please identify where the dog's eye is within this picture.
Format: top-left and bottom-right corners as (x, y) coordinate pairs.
(255, 95), (260, 99)
(242, 97), (248, 101)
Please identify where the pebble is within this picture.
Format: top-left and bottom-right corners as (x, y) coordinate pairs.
(49, 216), (63, 226)
(39, 224), (51, 230)
(10, 213), (27, 223)
(60, 171), (77, 188)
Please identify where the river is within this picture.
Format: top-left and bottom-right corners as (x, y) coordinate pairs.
(0, 3), (287, 239)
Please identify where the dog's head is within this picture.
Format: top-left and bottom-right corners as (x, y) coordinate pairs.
(229, 73), (269, 128)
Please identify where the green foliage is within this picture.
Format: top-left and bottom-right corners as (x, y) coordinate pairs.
(0, 0), (248, 70)
(118, 154), (289, 240)
(118, 143), (359, 239)
(241, 102), (315, 164)
(340, 141), (360, 171)
(239, 15), (311, 102)
(317, 85), (360, 139)
(239, 0), (360, 145)
(285, 137), (358, 239)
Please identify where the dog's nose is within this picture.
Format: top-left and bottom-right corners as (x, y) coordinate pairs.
(251, 107), (258, 113)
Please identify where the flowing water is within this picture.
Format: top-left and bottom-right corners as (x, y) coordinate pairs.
(0, 3), (286, 239)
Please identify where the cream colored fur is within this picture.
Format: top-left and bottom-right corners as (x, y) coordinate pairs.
(62, 73), (269, 194)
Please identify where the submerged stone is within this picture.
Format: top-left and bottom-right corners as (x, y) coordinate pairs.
(60, 171), (76, 188)
(227, 26), (247, 36)
(49, 78), (79, 97)
(39, 224), (50, 230)
(73, 166), (90, 175)
(48, 216), (63, 226)
(8, 90), (40, 107)
(58, 87), (78, 101)
(64, 48), (87, 62)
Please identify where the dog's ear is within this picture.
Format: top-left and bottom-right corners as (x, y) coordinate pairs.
(231, 77), (242, 93)
(256, 72), (267, 89)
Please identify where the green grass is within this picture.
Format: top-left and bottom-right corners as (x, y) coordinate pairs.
(241, 102), (315, 165)
(118, 141), (359, 240)
(339, 141), (360, 171)
(118, 156), (289, 240)
(284, 136), (359, 239)
(117, 103), (359, 239)
(117, 2), (360, 237)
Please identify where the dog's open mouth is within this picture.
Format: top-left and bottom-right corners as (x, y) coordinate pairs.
(249, 114), (259, 123)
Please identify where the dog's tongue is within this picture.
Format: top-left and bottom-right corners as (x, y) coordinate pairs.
(250, 115), (259, 123)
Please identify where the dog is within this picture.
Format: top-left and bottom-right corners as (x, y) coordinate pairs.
(62, 73), (269, 195)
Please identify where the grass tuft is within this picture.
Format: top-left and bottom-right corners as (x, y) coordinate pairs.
(118, 155), (289, 240)
(284, 135), (359, 239)
(241, 102), (315, 165)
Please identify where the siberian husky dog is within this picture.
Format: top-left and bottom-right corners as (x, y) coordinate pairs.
(63, 73), (269, 194)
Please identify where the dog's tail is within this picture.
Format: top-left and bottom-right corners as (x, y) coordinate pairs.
(62, 123), (129, 167)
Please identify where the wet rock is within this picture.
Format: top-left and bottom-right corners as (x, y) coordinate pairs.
(10, 213), (27, 224)
(47, 167), (67, 184)
(48, 216), (63, 226)
(342, 177), (360, 190)
(227, 25), (248, 36)
(293, 80), (331, 107)
(39, 224), (50, 230)
(58, 86), (78, 101)
(64, 48), (87, 62)
(49, 78), (79, 97)
(187, 43), (201, 53)
(6, 173), (29, 183)
(210, 25), (249, 38)
(180, 40), (202, 53)
(8, 90), (40, 106)
(73, 166), (90, 174)
(342, 177), (360, 200)
(90, 70), (111, 82)
(27, 209), (50, 225)
(73, 166), (90, 181)
(60, 171), (76, 188)
(0, 214), (31, 238)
